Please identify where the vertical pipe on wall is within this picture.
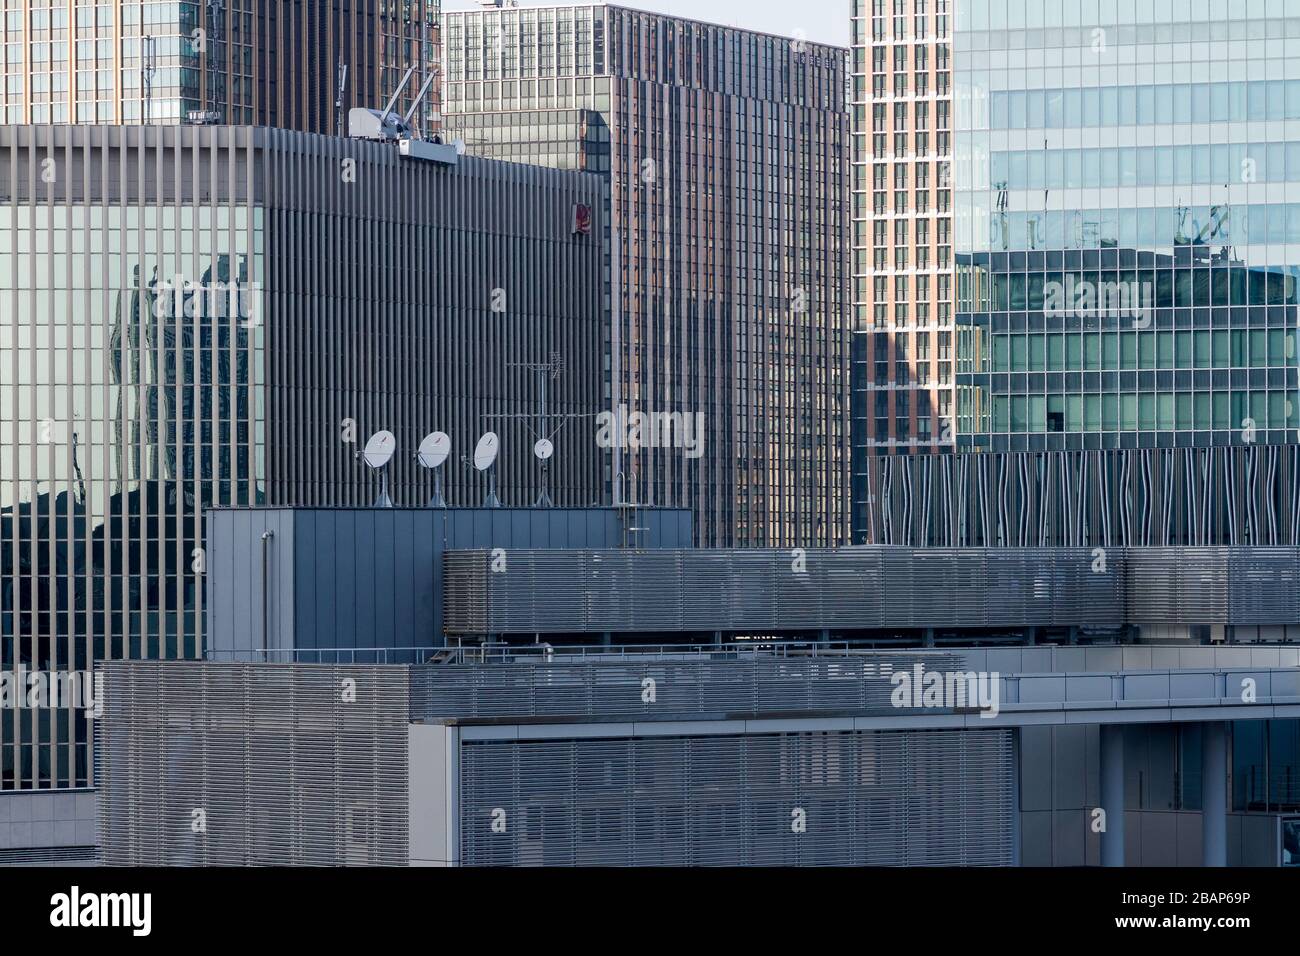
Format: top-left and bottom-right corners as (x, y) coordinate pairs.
(1100, 723), (1126, 866)
(261, 530), (274, 656)
(1202, 721), (1227, 867)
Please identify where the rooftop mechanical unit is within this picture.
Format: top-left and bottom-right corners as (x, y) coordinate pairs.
(348, 66), (459, 166)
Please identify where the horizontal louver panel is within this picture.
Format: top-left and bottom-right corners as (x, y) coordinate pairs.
(97, 661), (410, 866)
(459, 729), (1015, 867)
(445, 546), (1300, 634)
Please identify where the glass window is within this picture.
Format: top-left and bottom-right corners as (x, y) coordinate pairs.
(1139, 394), (1156, 430)
(1121, 394), (1138, 430)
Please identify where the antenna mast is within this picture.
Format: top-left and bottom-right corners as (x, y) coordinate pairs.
(335, 58), (348, 137)
(485, 354), (587, 508)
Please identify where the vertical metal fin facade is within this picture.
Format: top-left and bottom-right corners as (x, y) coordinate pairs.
(864, 444), (1300, 548)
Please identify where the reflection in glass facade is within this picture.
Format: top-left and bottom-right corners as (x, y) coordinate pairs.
(952, 1), (1300, 453)
(442, 4), (851, 548)
(863, 1), (1300, 546)
(1, 199), (263, 787)
(1, 1), (440, 133)
(1233, 719), (1300, 814)
(1, 124), (606, 789)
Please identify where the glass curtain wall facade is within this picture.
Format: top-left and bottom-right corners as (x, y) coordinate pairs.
(952, 1), (1300, 452)
(0, 1), (440, 133)
(442, 4), (850, 548)
(860, 0), (1300, 546)
(0, 124), (606, 790)
(1, 128), (263, 789)
(850, 0), (955, 543)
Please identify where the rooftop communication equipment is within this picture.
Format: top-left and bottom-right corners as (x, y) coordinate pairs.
(360, 431), (397, 508)
(348, 65), (458, 165)
(472, 432), (501, 508)
(417, 431), (451, 508)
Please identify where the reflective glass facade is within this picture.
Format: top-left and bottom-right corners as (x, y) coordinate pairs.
(1, 197), (263, 788)
(0, 1), (440, 133)
(0, 124), (606, 789)
(953, 1), (1300, 453)
(443, 5), (850, 549)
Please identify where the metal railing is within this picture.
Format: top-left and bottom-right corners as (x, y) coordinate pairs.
(203, 646), (444, 664)
(202, 640), (970, 666)
(408, 651), (971, 723)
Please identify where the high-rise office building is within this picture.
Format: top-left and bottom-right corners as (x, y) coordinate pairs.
(863, 0), (1300, 548)
(850, 0), (955, 543)
(0, 1), (441, 133)
(0, 123), (606, 789)
(441, 3), (850, 548)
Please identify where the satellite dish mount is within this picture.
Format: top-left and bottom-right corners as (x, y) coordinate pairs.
(417, 431), (451, 508)
(360, 430), (397, 508)
(473, 432), (501, 508)
(533, 438), (554, 507)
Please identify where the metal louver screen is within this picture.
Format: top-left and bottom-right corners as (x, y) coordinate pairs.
(96, 661), (411, 866)
(445, 546), (1300, 634)
(443, 547), (1125, 634)
(410, 653), (967, 722)
(1125, 547), (1300, 624)
(459, 729), (1014, 866)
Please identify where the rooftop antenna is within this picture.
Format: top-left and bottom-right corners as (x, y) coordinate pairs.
(142, 35), (157, 125)
(335, 58), (349, 138)
(485, 354), (588, 508)
(202, 0), (223, 118)
(472, 432), (501, 508)
(359, 430), (396, 507)
(416, 431), (451, 508)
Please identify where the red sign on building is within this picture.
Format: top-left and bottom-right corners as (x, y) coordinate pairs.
(572, 203), (592, 235)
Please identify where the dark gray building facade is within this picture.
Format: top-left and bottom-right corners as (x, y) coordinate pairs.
(442, 4), (851, 549)
(0, 123), (606, 790)
(205, 505), (693, 660)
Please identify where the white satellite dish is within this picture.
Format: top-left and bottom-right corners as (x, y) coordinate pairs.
(473, 432), (499, 471)
(360, 430), (396, 507)
(417, 431), (451, 508)
(361, 430), (396, 469)
(473, 431), (501, 507)
(418, 431), (451, 469)
(532, 437), (555, 507)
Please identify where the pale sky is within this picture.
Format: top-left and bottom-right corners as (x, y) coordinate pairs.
(442, 0), (851, 48)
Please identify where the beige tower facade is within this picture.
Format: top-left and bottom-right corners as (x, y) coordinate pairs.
(850, 0), (953, 539)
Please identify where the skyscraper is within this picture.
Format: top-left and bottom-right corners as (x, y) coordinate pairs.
(0, 1), (441, 133)
(442, 3), (850, 547)
(863, 0), (1300, 549)
(850, 0), (955, 543)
